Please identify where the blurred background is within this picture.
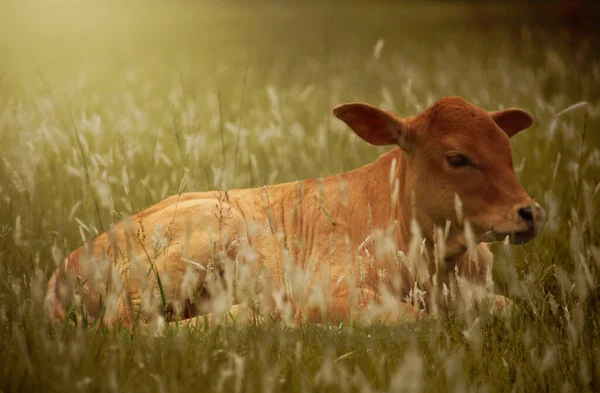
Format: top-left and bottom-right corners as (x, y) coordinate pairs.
(1, 0), (598, 97)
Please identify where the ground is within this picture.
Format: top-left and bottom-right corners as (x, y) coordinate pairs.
(0, 0), (599, 392)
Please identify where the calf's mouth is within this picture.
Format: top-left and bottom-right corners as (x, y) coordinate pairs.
(479, 217), (545, 245)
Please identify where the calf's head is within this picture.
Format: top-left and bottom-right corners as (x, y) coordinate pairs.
(334, 96), (545, 256)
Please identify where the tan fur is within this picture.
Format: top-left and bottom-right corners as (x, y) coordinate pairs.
(45, 96), (545, 328)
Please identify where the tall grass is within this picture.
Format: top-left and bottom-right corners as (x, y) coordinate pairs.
(1, 1), (599, 392)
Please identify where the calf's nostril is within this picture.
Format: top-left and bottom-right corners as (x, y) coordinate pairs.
(518, 206), (534, 222)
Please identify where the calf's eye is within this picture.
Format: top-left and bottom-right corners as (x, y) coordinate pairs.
(446, 154), (471, 168)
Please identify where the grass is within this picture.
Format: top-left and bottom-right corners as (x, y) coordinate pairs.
(1, 0), (600, 392)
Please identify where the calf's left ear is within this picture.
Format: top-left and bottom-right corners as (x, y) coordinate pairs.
(489, 108), (534, 138)
(333, 103), (413, 150)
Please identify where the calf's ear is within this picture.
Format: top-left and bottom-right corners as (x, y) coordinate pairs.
(489, 108), (533, 138)
(333, 103), (412, 150)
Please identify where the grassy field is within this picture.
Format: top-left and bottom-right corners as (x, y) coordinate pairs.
(1, 0), (600, 392)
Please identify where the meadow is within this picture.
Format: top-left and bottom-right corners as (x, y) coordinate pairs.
(0, 1), (599, 392)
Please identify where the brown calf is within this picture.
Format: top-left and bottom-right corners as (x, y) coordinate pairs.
(45, 96), (545, 328)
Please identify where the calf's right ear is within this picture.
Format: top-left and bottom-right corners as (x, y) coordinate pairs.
(333, 103), (412, 151)
(489, 108), (534, 138)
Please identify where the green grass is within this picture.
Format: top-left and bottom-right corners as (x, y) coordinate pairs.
(1, 0), (600, 392)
